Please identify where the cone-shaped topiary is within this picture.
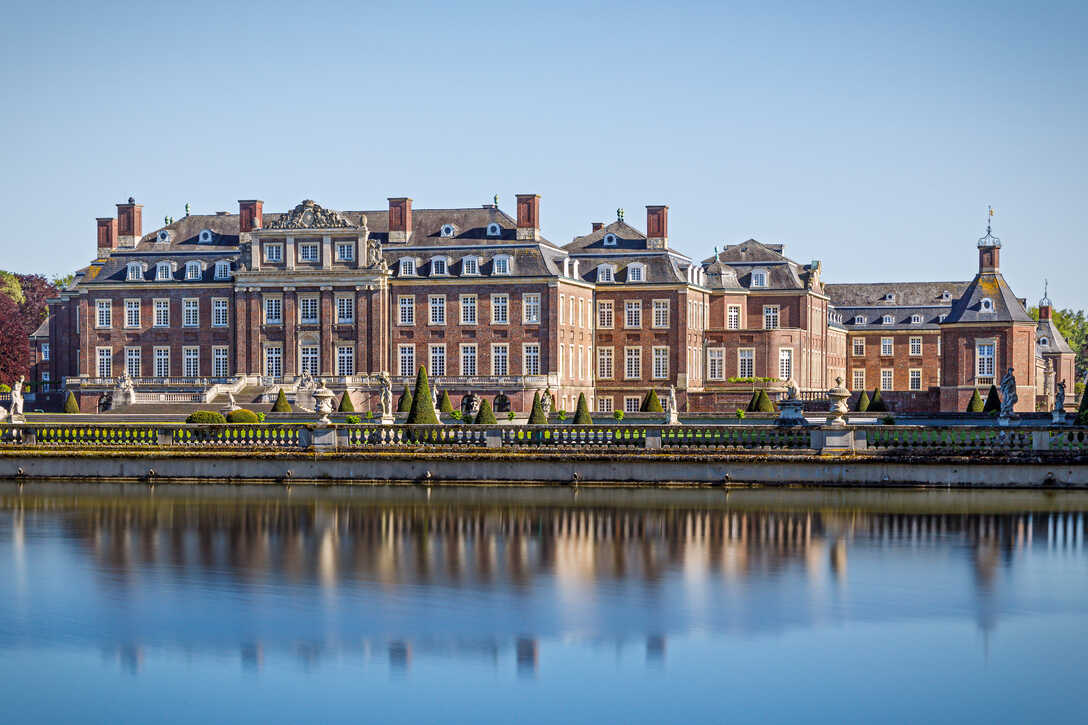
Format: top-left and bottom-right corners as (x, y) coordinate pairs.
(983, 385), (1001, 414)
(527, 391), (547, 424)
(966, 388), (985, 413)
(1076, 387), (1088, 425)
(746, 389), (760, 412)
(868, 387), (887, 412)
(406, 367), (440, 424)
(64, 390), (79, 413)
(438, 390), (454, 414)
(272, 388), (291, 412)
(573, 392), (593, 424)
(337, 391), (355, 412)
(641, 389), (663, 413)
(397, 385), (413, 413)
(473, 397), (497, 424)
(226, 409), (260, 423)
(755, 389), (776, 413)
(856, 389), (871, 412)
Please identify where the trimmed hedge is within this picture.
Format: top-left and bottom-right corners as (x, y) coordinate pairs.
(187, 410), (227, 424)
(573, 393), (592, 424)
(64, 391), (79, 413)
(337, 391), (355, 412)
(226, 409), (260, 424)
(1077, 385), (1088, 425)
(966, 388), (984, 413)
(438, 390), (454, 414)
(527, 391), (547, 424)
(641, 389), (663, 413)
(272, 388), (291, 413)
(754, 389), (775, 413)
(868, 387), (887, 412)
(397, 385), (413, 413)
(406, 367), (439, 425)
(856, 390), (871, 412)
(473, 398), (497, 424)
(983, 385), (1001, 414)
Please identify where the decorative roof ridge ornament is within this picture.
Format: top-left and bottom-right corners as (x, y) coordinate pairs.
(977, 205), (1002, 248)
(265, 199), (356, 230)
(1040, 278), (1052, 308)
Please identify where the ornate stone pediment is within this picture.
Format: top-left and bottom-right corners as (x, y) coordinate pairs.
(265, 200), (356, 230)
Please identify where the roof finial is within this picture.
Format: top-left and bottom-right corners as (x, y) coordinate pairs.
(1041, 278), (1052, 308)
(977, 205), (1001, 248)
(493, 194), (499, 207)
(185, 202), (191, 217)
(617, 208), (624, 221)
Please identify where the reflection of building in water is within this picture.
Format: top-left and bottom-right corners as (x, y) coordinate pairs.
(516, 638), (538, 676)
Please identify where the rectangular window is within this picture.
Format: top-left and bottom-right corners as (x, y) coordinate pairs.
(96, 347), (112, 378)
(624, 396), (641, 413)
(336, 296), (354, 324)
(182, 298), (199, 328)
(398, 345), (415, 378)
(264, 297), (282, 324)
(625, 347), (642, 380)
(559, 294), (564, 325)
(154, 347), (170, 377)
(625, 301), (642, 328)
(523, 293), (541, 324)
(41, 343), (49, 361)
(779, 348), (793, 382)
(429, 344), (446, 376)
(400, 259), (416, 276)
(264, 243), (282, 263)
(183, 346), (200, 377)
(881, 337), (893, 356)
(491, 294), (509, 325)
(124, 299), (140, 328)
(909, 336), (922, 356)
(96, 300), (111, 329)
(398, 296), (414, 326)
(909, 368), (922, 391)
(653, 300), (669, 328)
(738, 348), (755, 378)
(299, 297), (319, 324)
(708, 348), (725, 380)
(153, 299), (169, 327)
(853, 337), (865, 356)
(460, 295), (477, 325)
(492, 344), (509, 376)
(493, 257), (510, 275)
(578, 298), (585, 328)
(568, 297), (574, 326)
(976, 342), (995, 380)
(881, 368), (894, 391)
(598, 347), (614, 379)
(598, 301), (614, 329)
(157, 263), (171, 281)
(212, 347), (229, 378)
(212, 298), (229, 327)
(215, 262), (230, 280)
(523, 344), (540, 375)
(336, 242), (354, 262)
(299, 243), (319, 263)
(264, 346), (282, 378)
(429, 295), (446, 325)
(652, 346), (669, 379)
(125, 347), (141, 378)
(337, 346), (354, 376)
(763, 305), (780, 330)
(852, 369), (866, 392)
(463, 257), (478, 275)
(727, 305), (741, 330)
(597, 396), (613, 413)
(300, 346), (320, 376)
(460, 344), (477, 376)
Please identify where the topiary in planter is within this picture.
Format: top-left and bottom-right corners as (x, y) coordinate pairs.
(406, 367), (439, 425)
(64, 391), (79, 413)
(573, 393), (593, 424)
(983, 385), (1001, 414)
(755, 389), (776, 413)
(227, 409), (260, 424)
(397, 385), (413, 413)
(337, 391), (355, 412)
(641, 389), (663, 413)
(187, 410), (227, 424)
(438, 390), (454, 414)
(527, 391), (547, 424)
(746, 389), (760, 412)
(868, 387), (887, 412)
(966, 388), (984, 413)
(856, 390), (871, 412)
(473, 398), (497, 424)
(272, 388), (291, 413)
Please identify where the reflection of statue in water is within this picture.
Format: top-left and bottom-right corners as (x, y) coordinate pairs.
(999, 367), (1017, 417)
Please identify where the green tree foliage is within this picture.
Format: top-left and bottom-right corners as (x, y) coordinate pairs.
(473, 398), (497, 424)
(51, 272), (76, 290)
(337, 391), (355, 412)
(527, 391), (547, 424)
(406, 367), (439, 424)
(187, 410), (227, 424)
(1031, 306), (1088, 381)
(1077, 384), (1088, 425)
(868, 387), (887, 412)
(438, 390), (454, 414)
(641, 389), (663, 413)
(856, 390), (871, 412)
(272, 388), (291, 412)
(966, 388), (985, 413)
(64, 391), (79, 413)
(755, 389), (776, 413)
(983, 385), (1001, 414)
(227, 409), (260, 423)
(397, 385), (413, 413)
(0, 271), (24, 306)
(573, 393), (593, 424)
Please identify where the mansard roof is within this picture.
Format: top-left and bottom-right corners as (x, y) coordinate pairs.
(701, 240), (819, 292)
(384, 243), (562, 279)
(570, 254), (690, 285)
(826, 281), (971, 308)
(833, 305), (951, 331)
(1037, 316), (1074, 354)
(564, 219), (650, 252)
(136, 214), (241, 250)
(942, 272), (1034, 324)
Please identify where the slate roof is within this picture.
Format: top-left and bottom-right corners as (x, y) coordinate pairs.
(569, 254), (689, 285)
(1037, 316), (1074, 354)
(30, 316), (49, 339)
(565, 219), (654, 252)
(700, 241), (819, 292)
(942, 272), (1034, 324)
(826, 281), (970, 308)
(832, 305), (952, 331)
(384, 244), (561, 279)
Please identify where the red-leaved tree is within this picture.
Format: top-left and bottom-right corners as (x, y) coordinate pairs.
(0, 293), (29, 386)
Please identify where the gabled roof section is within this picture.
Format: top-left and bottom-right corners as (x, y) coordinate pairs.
(942, 272), (1034, 324)
(701, 240), (819, 292)
(565, 219), (649, 252)
(30, 316), (50, 339)
(1037, 317), (1074, 354)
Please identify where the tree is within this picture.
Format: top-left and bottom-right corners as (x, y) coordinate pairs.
(0, 293), (28, 385)
(1031, 305), (1088, 382)
(755, 389), (775, 413)
(397, 385), (413, 413)
(1077, 384), (1088, 425)
(272, 388), (291, 412)
(983, 385), (1001, 414)
(473, 397), (497, 424)
(527, 391), (547, 424)
(573, 393), (593, 424)
(856, 389), (871, 412)
(0, 271), (24, 306)
(15, 274), (56, 328)
(641, 389), (663, 413)
(406, 367), (439, 424)
(966, 388), (984, 413)
(51, 272), (76, 290)
(337, 391), (355, 412)
(868, 387), (887, 412)
(64, 391), (79, 413)
(438, 390), (454, 414)
(745, 390), (760, 412)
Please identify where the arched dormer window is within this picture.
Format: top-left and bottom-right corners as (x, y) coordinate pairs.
(156, 262), (172, 281)
(439, 224), (456, 238)
(198, 229), (214, 244)
(751, 269), (768, 288)
(941, 290), (952, 301)
(911, 314), (923, 324)
(854, 315), (867, 325)
(156, 230), (171, 244)
(462, 257), (479, 275)
(598, 264), (615, 283)
(603, 233), (617, 246)
(126, 262), (143, 281)
(430, 257), (449, 276)
(492, 255), (511, 275)
(980, 298), (994, 313)
(627, 263), (645, 283)
(1040, 336), (1049, 347)
(399, 258), (416, 277)
(884, 293), (895, 302)
(883, 314), (894, 325)
(486, 223), (501, 237)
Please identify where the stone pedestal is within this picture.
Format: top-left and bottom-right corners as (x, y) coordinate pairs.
(777, 399), (806, 425)
(9, 414), (25, 425)
(998, 416), (1012, 427)
(311, 427), (337, 451)
(1052, 410), (1067, 425)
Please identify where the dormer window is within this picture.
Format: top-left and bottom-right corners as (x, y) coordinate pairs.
(156, 230), (171, 244)
(399, 258), (416, 277)
(126, 262), (142, 281)
(439, 224), (456, 238)
(156, 262), (172, 281)
(854, 315), (867, 325)
(603, 233), (617, 246)
(198, 229), (214, 244)
(185, 261), (202, 280)
(883, 314), (894, 325)
(941, 290), (952, 301)
(486, 223), (501, 237)
(1040, 336), (1050, 347)
(751, 270), (768, 288)
(980, 298), (994, 313)
(911, 314), (923, 324)
(884, 293), (895, 303)
(493, 256), (511, 275)
(462, 257), (479, 275)
(939, 314), (948, 323)
(431, 258), (448, 276)
(214, 261), (230, 280)
(628, 264), (645, 283)
(599, 264), (615, 283)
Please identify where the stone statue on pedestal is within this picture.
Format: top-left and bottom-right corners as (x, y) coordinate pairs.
(541, 388), (552, 415)
(1053, 380), (1067, 424)
(378, 372), (393, 418)
(665, 386), (680, 425)
(9, 376), (25, 420)
(999, 367), (1018, 419)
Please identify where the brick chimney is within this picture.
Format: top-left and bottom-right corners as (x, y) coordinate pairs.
(388, 197), (412, 243)
(646, 205), (668, 249)
(116, 197), (143, 248)
(516, 194), (540, 241)
(239, 200), (263, 232)
(591, 222), (604, 232)
(96, 217), (117, 254)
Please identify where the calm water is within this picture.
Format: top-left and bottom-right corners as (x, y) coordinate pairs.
(1, 483), (1087, 724)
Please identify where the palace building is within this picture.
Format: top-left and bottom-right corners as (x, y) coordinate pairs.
(39, 195), (1073, 415)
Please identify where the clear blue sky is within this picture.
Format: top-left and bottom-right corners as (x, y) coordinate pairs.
(2, 0), (1085, 307)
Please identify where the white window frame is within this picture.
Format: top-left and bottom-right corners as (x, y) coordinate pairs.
(727, 305), (741, 330)
(429, 344), (446, 376)
(980, 298), (995, 313)
(460, 343), (478, 376)
(624, 347), (642, 380)
(597, 347), (614, 380)
(976, 341), (996, 380)
(212, 298), (229, 328)
(182, 298), (199, 328)
(264, 243), (283, 263)
(852, 369), (866, 392)
(652, 346), (669, 380)
(491, 343), (509, 376)
(299, 296), (319, 325)
(154, 347), (170, 377)
(96, 347), (113, 378)
(336, 295), (355, 324)
(398, 295), (415, 326)
(183, 346), (200, 377)
(398, 344), (415, 378)
(909, 368), (922, 391)
(597, 396), (613, 413)
(625, 300), (642, 329)
(460, 294), (477, 326)
(493, 256), (511, 275)
(598, 300), (614, 329)
(881, 368), (894, 391)
(652, 300), (669, 328)
(264, 345), (283, 378)
(883, 314), (894, 325)
(185, 261), (201, 281)
(429, 295), (446, 326)
(264, 296), (282, 325)
(751, 269), (768, 288)
(41, 343), (50, 361)
(431, 257), (448, 276)
(880, 337), (893, 356)
(212, 346), (229, 378)
(491, 294), (509, 325)
(336, 345), (355, 376)
(853, 337), (865, 356)
(125, 347), (141, 378)
(124, 299), (140, 329)
(214, 261), (231, 280)
(707, 348), (725, 381)
(126, 263), (142, 282)
(778, 347), (793, 382)
(627, 264), (645, 283)
(298, 242), (320, 263)
(763, 305), (780, 330)
(399, 258), (416, 276)
(462, 257), (479, 275)
(95, 299), (112, 329)
(335, 241), (355, 262)
(522, 293), (541, 324)
(153, 299), (170, 328)
(523, 343), (541, 375)
(738, 348), (755, 378)
(599, 264), (614, 283)
(624, 396), (641, 413)
(156, 262), (172, 281)
(909, 336), (922, 357)
(299, 345), (320, 377)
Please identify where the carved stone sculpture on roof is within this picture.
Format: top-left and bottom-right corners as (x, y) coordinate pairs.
(265, 200), (356, 230)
